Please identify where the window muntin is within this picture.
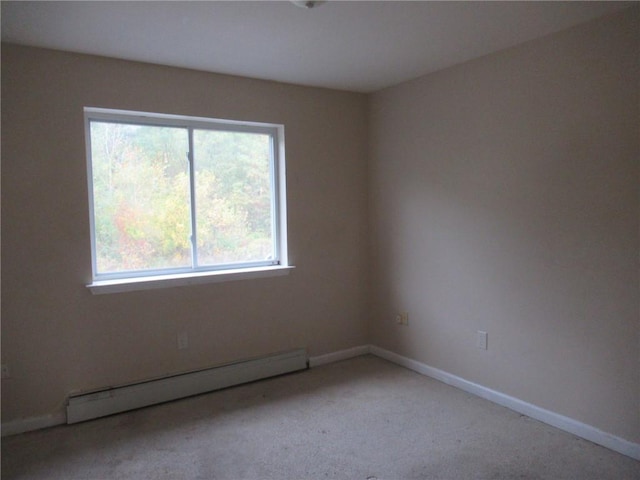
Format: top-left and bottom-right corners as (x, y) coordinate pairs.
(85, 108), (285, 282)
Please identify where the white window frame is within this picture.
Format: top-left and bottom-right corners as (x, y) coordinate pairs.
(84, 107), (291, 294)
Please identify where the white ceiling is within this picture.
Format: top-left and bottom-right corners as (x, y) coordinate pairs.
(1, 1), (632, 93)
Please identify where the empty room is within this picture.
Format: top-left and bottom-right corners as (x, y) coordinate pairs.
(1, 1), (638, 478)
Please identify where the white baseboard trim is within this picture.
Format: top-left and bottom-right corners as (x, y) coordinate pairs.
(5, 344), (639, 462)
(308, 345), (371, 367)
(369, 345), (640, 461)
(1, 411), (66, 437)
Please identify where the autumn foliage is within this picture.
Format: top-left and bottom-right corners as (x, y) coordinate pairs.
(90, 122), (274, 274)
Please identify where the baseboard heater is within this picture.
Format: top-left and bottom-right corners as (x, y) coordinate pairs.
(66, 348), (308, 424)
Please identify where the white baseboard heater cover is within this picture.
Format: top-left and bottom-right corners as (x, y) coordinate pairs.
(67, 348), (308, 424)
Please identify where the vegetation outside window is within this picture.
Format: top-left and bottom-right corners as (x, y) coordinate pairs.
(85, 108), (287, 287)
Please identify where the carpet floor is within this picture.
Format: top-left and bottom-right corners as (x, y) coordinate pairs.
(2, 355), (639, 479)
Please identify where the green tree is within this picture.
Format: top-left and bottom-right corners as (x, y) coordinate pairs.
(90, 121), (274, 274)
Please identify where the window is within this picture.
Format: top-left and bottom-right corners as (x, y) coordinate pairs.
(85, 108), (289, 293)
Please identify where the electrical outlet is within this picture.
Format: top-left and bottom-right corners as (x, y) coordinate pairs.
(396, 312), (409, 326)
(477, 331), (488, 350)
(177, 332), (189, 350)
(1, 364), (9, 379)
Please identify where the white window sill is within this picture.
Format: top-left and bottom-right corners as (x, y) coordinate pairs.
(87, 265), (295, 295)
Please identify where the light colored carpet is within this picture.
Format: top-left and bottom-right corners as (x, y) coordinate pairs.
(2, 355), (639, 479)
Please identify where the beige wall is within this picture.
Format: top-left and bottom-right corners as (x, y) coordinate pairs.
(1, 45), (370, 422)
(369, 8), (639, 443)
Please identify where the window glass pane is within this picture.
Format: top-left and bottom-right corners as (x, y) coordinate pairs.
(193, 130), (274, 265)
(90, 122), (190, 273)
